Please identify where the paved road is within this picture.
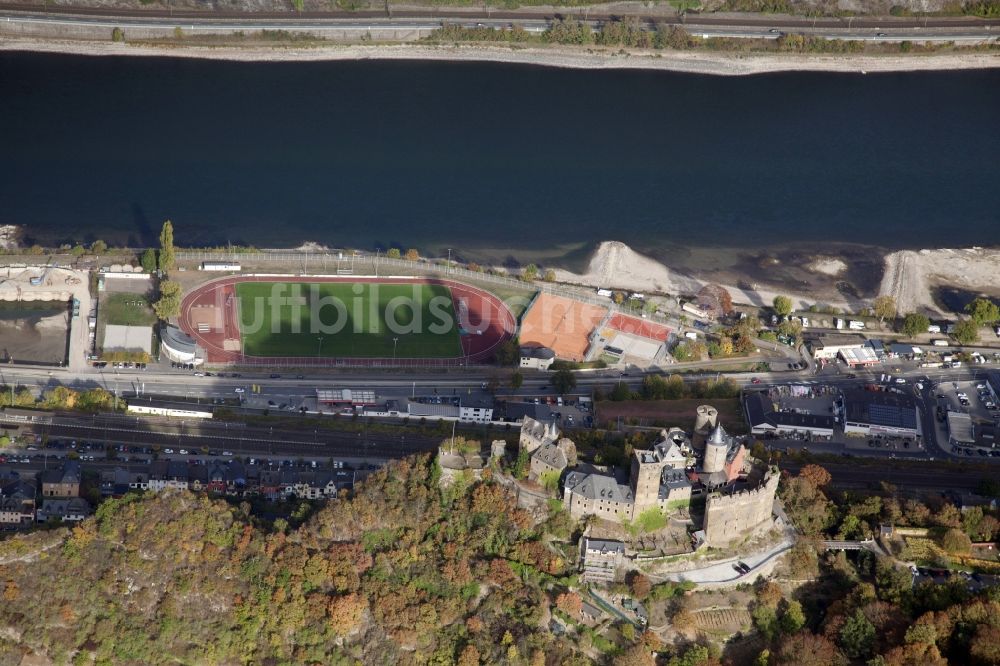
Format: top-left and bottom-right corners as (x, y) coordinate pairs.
(1, 7), (998, 42)
(2, 3), (999, 29)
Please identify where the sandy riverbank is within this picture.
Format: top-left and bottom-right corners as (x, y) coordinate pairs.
(2, 37), (999, 75)
(879, 247), (1000, 315)
(551, 240), (1000, 317)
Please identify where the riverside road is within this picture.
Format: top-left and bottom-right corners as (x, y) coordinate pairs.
(1, 6), (998, 42)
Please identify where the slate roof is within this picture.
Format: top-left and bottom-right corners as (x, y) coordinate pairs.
(584, 538), (625, 555)
(565, 471), (634, 503)
(533, 442), (568, 470)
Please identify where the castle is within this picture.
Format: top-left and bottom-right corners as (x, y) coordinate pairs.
(521, 405), (779, 548)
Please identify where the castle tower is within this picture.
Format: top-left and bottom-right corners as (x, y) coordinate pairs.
(692, 405), (719, 452)
(703, 424), (729, 474)
(630, 449), (667, 514)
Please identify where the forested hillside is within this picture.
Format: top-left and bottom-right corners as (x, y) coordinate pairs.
(0, 455), (586, 665)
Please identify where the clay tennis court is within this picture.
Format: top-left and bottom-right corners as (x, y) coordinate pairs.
(608, 313), (671, 341)
(179, 275), (516, 366)
(518, 293), (608, 362)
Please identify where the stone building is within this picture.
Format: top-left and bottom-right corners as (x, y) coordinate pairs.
(529, 438), (576, 483)
(560, 408), (778, 547)
(691, 404), (719, 453)
(520, 416), (558, 455)
(436, 444), (486, 488)
(691, 424), (746, 489)
(563, 427), (692, 522)
(702, 466), (780, 547)
(39, 460), (81, 498)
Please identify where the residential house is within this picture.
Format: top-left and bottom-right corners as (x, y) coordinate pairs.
(40, 460), (81, 498)
(581, 537), (625, 583)
(37, 497), (91, 523)
(0, 479), (36, 526)
(148, 460), (190, 492)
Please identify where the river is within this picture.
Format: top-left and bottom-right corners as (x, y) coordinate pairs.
(1, 53), (998, 264)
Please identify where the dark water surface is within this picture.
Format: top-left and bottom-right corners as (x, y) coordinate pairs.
(1, 53), (998, 257)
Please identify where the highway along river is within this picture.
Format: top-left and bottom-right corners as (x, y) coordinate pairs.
(1, 53), (998, 258)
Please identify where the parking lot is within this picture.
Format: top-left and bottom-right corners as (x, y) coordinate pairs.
(935, 379), (998, 423)
(934, 378), (999, 456)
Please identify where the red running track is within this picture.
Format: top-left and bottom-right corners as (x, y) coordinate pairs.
(178, 275), (516, 367)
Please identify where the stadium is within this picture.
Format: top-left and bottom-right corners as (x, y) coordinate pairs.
(179, 275), (516, 366)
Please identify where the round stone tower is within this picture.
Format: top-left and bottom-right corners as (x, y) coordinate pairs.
(703, 424), (729, 474)
(692, 405), (719, 452)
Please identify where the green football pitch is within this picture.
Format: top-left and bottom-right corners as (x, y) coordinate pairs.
(235, 282), (462, 358)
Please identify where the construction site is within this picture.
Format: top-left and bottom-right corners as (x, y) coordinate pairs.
(0, 265), (91, 368)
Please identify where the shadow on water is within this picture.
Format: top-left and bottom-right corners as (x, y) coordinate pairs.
(128, 203), (156, 248)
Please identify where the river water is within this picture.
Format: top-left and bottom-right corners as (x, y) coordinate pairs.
(1, 53), (998, 261)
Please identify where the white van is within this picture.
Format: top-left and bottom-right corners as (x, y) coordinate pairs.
(932, 339), (948, 347)
(848, 320), (865, 330)
(684, 331), (698, 340)
(800, 317), (810, 328)
(834, 318), (845, 330)
(927, 324), (941, 334)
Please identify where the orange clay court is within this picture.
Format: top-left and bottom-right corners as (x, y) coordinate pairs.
(518, 293), (608, 362)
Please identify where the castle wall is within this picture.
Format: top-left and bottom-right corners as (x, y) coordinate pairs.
(703, 470), (779, 547)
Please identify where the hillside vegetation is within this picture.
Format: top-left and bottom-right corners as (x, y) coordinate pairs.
(0, 455), (586, 665)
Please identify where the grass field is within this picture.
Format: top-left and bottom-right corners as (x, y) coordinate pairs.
(235, 281), (462, 358)
(101, 293), (156, 327)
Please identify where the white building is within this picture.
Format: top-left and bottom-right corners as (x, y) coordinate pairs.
(160, 325), (202, 365)
(201, 262), (241, 271)
(127, 400), (214, 419)
(459, 395), (495, 424)
(519, 346), (556, 370)
(809, 334), (867, 360)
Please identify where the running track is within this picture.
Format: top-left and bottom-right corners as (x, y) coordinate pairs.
(178, 275), (516, 366)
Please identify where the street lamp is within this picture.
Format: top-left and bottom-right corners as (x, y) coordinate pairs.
(393, 337), (399, 363)
(317, 336), (325, 360)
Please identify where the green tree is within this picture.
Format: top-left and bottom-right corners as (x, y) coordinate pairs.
(522, 264), (538, 281)
(838, 608), (876, 659)
(872, 295), (897, 329)
(158, 220), (176, 272)
(510, 370), (524, 390)
(773, 295), (793, 317)
(939, 527), (972, 555)
(966, 297), (1000, 326)
(952, 319), (979, 345)
(900, 312), (930, 337)
(386, 248), (401, 259)
(111, 26), (124, 42)
(551, 369), (577, 395)
(609, 382), (632, 401)
(140, 248), (157, 273)
(874, 557), (912, 604)
(90, 240), (107, 254)
(779, 599), (805, 635)
(543, 269), (556, 282)
(70, 245), (86, 257)
(511, 448), (530, 479)
(153, 280), (182, 320)
(495, 338), (520, 367)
